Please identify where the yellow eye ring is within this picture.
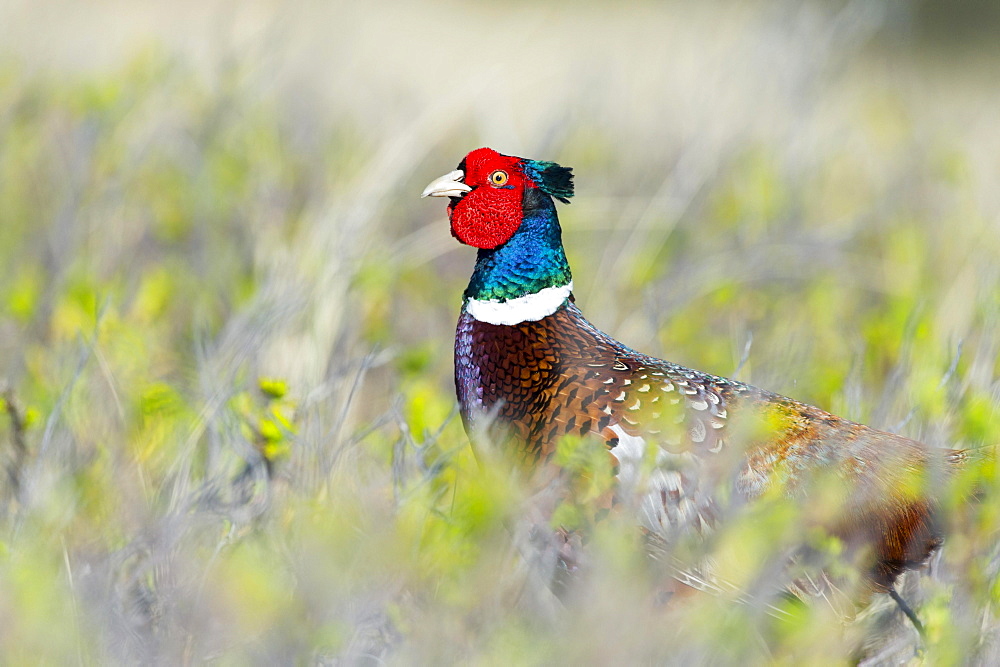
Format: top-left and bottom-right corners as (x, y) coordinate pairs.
(489, 170), (508, 186)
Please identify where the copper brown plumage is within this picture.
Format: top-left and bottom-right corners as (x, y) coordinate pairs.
(455, 300), (958, 597)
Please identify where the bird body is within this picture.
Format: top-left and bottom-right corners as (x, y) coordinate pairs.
(426, 147), (960, 602)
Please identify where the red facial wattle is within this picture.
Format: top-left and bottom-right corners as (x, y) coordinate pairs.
(446, 147), (534, 250)
(449, 189), (523, 249)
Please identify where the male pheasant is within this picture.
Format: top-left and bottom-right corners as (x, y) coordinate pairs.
(422, 147), (962, 620)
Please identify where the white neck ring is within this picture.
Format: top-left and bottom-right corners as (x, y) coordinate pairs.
(466, 282), (573, 325)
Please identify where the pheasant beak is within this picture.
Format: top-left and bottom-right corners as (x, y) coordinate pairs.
(422, 170), (472, 198)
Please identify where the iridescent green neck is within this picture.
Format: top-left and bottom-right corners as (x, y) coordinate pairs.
(463, 189), (572, 302)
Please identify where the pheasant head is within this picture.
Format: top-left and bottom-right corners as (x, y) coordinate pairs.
(423, 147), (576, 323)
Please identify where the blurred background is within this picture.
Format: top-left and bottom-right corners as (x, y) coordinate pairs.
(1, 0), (999, 662)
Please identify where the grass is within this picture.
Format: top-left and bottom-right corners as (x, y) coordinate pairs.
(1, 0), (999, 663)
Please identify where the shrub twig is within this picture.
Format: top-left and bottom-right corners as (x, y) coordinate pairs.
(1, 380), (28, 499)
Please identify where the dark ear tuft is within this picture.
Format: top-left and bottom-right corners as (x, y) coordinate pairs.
(523, 160), (574, 204)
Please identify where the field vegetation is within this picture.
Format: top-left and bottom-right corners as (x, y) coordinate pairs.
(1, 0), (999, 662)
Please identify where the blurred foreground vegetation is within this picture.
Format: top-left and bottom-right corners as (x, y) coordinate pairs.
(1, 1), (1000, 663)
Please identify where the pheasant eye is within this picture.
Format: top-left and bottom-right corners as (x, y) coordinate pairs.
(489, 170), (508, 186)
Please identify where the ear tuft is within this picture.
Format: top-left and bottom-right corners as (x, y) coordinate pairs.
(522, 160), (574, 204)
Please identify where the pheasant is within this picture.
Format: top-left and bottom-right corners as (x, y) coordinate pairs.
(422, 147), (962, 624)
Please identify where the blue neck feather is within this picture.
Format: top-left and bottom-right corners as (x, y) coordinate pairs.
(463, 188), (572, 302)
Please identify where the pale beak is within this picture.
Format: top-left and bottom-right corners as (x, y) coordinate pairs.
(421, 170), (472, 198)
